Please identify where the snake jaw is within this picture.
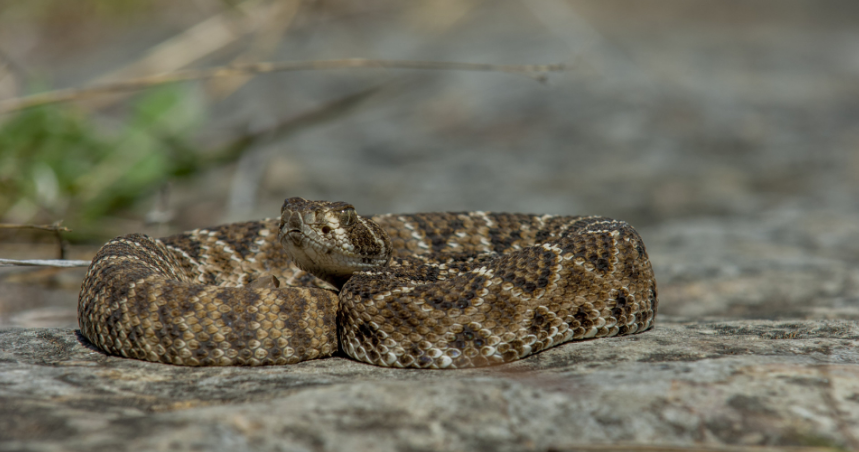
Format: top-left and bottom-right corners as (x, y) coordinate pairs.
(279, 197), (391, 289)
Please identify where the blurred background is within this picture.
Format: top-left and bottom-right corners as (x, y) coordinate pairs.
(1, 0), (858, 328)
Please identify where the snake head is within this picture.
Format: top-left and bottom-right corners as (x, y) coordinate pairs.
(279, 197), (391, 289)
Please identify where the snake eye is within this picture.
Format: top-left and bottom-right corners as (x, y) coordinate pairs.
(339, 208), (357, 227)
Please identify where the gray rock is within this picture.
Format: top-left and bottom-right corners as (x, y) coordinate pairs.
(5, 212), (859, 451)
(5, 213), (859, 451)
(1, 319), (857, 451)
(3, 209), (859, 452)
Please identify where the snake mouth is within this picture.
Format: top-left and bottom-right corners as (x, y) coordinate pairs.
(294, 233), (381, 265)
(281, 228), (353, 263)
(281, 225), (381, 264)
(280, 226), (383, 290)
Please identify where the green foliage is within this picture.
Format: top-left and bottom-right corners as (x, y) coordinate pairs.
(0, 0), (155, 22)
(0, 84), (205, 241)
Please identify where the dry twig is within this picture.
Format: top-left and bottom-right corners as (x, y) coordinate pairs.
(84, 0), (267, 109)
(0, 59), (567, 114)
(0, 222), (71, 258)
(207, 0), (302, 98)
(225, 83), (388, 220)
(0, 223), (71, 232)
(0, 258), (90, 268)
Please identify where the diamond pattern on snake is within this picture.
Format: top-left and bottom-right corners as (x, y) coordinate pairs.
(78, 197), (658, 368)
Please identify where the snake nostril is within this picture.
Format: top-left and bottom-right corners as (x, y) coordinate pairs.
(321, 226), (332, 234)
(287, 212), (302, 231)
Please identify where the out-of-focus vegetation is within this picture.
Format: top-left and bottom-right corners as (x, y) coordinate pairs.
(4, 0), (855, 246)
(0, 0), (308, 243)
(0, 0), (156, 21)
(0, 85), (205, 241)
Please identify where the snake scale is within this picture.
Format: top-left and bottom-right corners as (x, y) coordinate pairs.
(78, 198), (658, 368)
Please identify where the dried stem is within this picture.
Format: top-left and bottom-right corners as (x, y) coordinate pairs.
(225, 83), (387, 221)
(0, 223), (71, 232)
(0, 222), (69, 259)
(0, 59), (567, 114)
(82, 0), (266, 110)
(0, 258), (90, 268)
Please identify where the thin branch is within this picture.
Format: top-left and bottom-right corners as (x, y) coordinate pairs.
(207, 0), (302, 98)
(0, 59), (568, 114)
(225, 83), (387, 220)
(0, 258), (90, 268)
(0, 222), (70, 259)
(0, 223), (71, 233)
(224, 82), (389, 152)
(83, 0), (265, 110)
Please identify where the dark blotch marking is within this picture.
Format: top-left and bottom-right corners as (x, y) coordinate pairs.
(572, 309), (591, 328)
(529, 311), (553, 334)
(355, 322), (381, 347)
(452, 325), (484, 350)
(222, 221), (265, 257)
(415, 265), (441, 282)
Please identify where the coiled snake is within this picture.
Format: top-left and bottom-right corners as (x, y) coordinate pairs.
(78, 198), (658, 368)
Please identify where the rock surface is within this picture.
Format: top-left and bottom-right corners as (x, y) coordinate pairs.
(1, 319), (857, 452)
(3, 209), (859, 452)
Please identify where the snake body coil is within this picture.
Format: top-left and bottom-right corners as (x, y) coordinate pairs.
(78, 198), (658, 368)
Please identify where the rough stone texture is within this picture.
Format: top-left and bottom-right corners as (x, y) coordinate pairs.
(3, 209), (859, 451)
(650, 209), (859, 323)
(1, 321), (857, 451)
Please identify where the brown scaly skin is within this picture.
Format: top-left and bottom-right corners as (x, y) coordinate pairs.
(78, 198), (658, 368)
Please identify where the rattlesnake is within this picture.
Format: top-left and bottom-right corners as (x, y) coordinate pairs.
(78, 198), (658, 368)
